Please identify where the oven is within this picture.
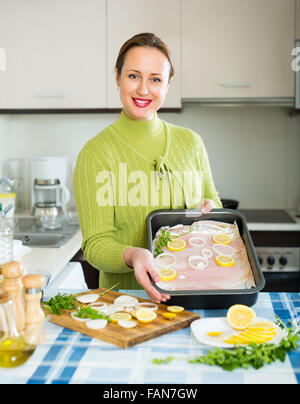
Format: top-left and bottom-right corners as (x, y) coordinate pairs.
(239, 209), (300, 292)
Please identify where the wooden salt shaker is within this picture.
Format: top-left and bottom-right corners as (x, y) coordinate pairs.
(2, 261), (25, 333)
(22, 274), (45, 344)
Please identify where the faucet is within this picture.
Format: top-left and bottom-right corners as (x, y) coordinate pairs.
(0, 177), (14, 188)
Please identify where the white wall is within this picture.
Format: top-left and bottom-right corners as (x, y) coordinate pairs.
(1, 105), (300, 210)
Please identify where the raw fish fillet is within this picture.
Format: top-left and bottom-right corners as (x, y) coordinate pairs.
(152, 220), (255, 291)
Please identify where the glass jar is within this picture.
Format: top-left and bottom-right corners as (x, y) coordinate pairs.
(0, 177), (16, 218)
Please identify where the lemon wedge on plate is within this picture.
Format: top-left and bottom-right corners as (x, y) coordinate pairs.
(226, 304), (256, 331)
(206, 331), (223, 337)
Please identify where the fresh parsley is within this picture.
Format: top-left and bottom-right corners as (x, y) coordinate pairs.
(154, 228), (193, 257)
(74, 305), (111, 322)
(152, 316), (300, 371)
(154, 229), (172, 257)
(152, 356), (176, 365)
(42, 293), (77, 315)
(42, 284), (119, 316)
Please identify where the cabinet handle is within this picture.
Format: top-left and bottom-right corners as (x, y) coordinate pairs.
(220, 82), (252, 88)
(35, 94), (65, 98)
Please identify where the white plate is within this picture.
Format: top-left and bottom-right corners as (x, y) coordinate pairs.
(191, 317), (286, 348)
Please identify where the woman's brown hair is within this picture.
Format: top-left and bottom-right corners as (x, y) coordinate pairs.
(115, 32), (174, 82)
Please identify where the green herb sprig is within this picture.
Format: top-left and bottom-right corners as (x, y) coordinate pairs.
(154, 228), (193, 257)
(152, 356), (176, 365)
(43, 284), (119, 316)
(154, 229), (172, 257)
(42, 293), (77, 315)
(74, 305), (111, 322)
(153, 316), (300, 371)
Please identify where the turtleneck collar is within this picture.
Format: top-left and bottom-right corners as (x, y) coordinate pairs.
(113, 110), (163, 139)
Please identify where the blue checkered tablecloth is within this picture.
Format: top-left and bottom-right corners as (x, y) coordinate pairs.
(0, 290), (299, 384)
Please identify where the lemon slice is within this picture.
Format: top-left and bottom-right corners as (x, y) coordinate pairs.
(225, 336), (244, 345)
(135, 308), (157, 324)
(227, 304), (256, 330)
(109, 312), (132, 323)
(167, 305), (184, 313)
(167, 238), (186, 251)
(163, 312), (177, 320)
(250, 320), (276, 331)
(158, 268), (177, 282)
(213, 233), (232, 245)
(206, 331), (223, 337)
(215, 255), (235, 267)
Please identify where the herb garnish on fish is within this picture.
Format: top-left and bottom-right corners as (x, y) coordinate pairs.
(154, 228), (193, 257)
(154, 229), (172, 257)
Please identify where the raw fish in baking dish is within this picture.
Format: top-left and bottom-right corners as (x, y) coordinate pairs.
(152, 220), (255, 291)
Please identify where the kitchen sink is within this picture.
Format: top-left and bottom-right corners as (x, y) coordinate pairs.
(13, 217), (80, 248)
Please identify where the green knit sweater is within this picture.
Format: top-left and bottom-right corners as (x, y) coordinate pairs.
(73, 111), (222, 289)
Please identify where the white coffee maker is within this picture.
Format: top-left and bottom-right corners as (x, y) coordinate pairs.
(30, 157), (70, 217)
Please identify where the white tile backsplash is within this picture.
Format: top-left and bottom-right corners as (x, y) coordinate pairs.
(1, 105), (300, 210)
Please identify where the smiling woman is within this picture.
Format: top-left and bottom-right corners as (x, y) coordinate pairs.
(115, 33), (174, 121)
(73, 33), (222, 303)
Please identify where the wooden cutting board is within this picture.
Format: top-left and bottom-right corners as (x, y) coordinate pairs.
(48, 289), (200, 348)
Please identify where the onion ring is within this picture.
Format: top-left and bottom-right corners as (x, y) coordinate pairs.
(201, 248), (213, 258)
(155, 252), (177, 268)
(212, 244), (235, 256)
(188, 255), (209, 270)
(189, 237), (206, 248)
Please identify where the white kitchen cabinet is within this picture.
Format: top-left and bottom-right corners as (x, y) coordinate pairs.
(182, 0), (295, 99)
(106, 0), (181, 108)
(0, 0), (106, 109)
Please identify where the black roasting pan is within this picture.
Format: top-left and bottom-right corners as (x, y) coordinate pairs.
(147, 208), (265, 309)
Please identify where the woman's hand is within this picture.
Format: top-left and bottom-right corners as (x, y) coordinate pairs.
(197, 199), (216, 214)
(123, 247), (170, 304)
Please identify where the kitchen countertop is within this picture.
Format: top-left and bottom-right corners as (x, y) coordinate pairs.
(0, 290), (299, 385)
(20, 229), (82, 278)
(246, 210), (300, 232)
(13, 210), (83, 279)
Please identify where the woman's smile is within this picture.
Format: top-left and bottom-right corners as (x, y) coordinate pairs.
(132, 97), (152, 108)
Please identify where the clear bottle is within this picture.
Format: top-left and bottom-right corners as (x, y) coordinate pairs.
(0, 293), (36, 368)
(0, 203), (14, 272)
(7, 159), (25, 213)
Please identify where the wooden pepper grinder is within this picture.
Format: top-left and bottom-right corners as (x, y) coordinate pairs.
(22, 274), (45, 344)
(2, 261), (25, 334)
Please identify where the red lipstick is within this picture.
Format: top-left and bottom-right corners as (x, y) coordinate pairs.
(132, 98), (152, 108)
